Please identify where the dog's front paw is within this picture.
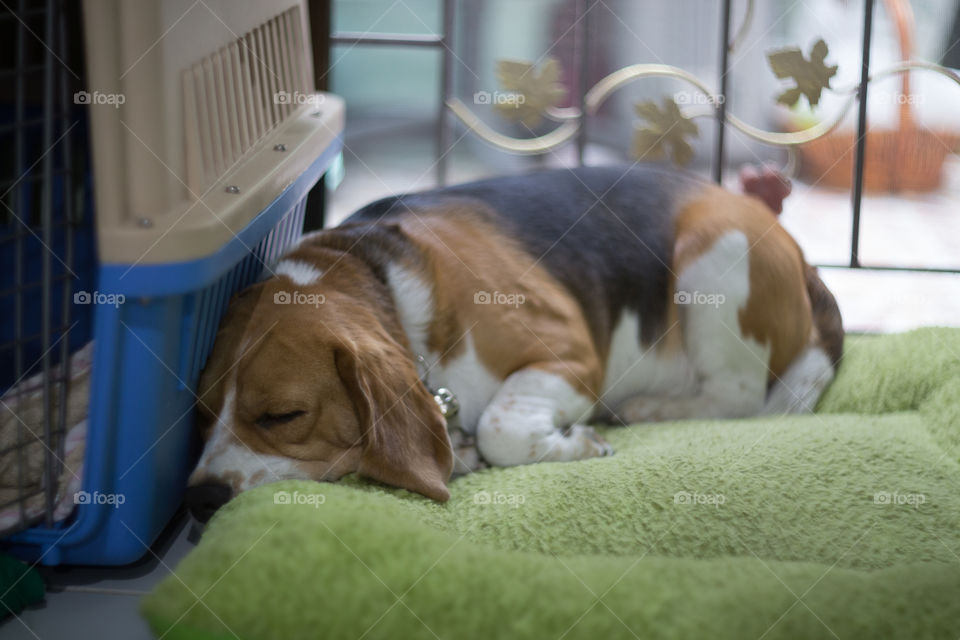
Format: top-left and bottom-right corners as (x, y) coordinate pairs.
(568, 424), (614, 458)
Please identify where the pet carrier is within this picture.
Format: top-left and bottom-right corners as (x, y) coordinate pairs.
(1, 0), (343, 565)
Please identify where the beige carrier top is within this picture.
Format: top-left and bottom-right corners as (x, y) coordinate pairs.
(82, 0), (344, 263)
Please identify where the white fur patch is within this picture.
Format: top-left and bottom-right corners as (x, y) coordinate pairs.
(600, 310), (697, 409)
(615, 230), (772, 421)
(761, 347), (834, 414)
(423, 332), (502, 432)
(477, 369), (608, 466)
(275, 260), (323, 286)
(385, 262), (502, 432)
(190, 387), (307, 492)
(385, 263), (435, 356)
(676, 230), (770, 376)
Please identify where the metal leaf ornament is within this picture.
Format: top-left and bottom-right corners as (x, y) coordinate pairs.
(494, 58), (568, 128)
(767, 39), (838, 107)
(632, 98), (699, 166)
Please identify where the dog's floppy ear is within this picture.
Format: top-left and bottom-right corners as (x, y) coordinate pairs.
(336, 329), (453, 502)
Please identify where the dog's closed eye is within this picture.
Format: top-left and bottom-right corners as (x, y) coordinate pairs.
(255, 410), (307, 429)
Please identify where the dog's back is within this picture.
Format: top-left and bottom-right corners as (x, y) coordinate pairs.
(348, 166), (696, 348)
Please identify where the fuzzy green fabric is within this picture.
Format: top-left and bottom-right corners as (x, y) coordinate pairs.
(143, 328), (960, 640)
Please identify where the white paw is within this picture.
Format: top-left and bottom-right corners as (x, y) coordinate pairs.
(568, 424), (614, 458)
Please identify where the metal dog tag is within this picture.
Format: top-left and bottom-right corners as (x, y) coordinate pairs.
(433, 387), (460, 419)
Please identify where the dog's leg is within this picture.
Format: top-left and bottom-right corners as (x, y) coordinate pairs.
(614, 311), (770, 422)
(615, 231), (770, 423)
(614, 367), (766, 422)
(476, 368), (612, 467)
(760, 346), (834, 414)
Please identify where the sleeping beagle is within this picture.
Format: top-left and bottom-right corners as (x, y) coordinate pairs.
(184, 165), (843, 520)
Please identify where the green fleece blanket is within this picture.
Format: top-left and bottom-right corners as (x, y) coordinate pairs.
(143, 328), (960, 640)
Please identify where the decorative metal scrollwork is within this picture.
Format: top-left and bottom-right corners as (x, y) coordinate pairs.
(447, 36), (960, 172)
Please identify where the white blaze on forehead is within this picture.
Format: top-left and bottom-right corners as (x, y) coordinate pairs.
(275, 260), (323, 286)
(189, 387), (308, 493)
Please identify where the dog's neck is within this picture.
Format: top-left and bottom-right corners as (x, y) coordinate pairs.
(294, 226), (467, 430)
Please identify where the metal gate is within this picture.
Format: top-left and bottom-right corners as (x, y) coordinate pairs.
(332, 0), (960, 273)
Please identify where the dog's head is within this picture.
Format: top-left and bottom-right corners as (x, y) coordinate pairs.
(184, 271), (453, 521)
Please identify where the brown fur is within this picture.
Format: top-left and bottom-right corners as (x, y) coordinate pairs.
(395, 208), (603, 398)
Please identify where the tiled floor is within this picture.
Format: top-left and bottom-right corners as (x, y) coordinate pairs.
(3, 129), (957, 640)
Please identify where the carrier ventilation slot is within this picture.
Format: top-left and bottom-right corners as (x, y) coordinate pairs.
(182, 6), (312, 194)
(179, 198), (307, 386)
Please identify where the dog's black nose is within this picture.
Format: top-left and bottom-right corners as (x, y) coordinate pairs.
(184, 482), (232, 523)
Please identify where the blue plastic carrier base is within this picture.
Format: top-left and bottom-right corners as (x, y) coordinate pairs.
(4, 138), (341, 566)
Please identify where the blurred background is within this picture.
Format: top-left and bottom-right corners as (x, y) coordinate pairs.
(325, 0), (960, 332)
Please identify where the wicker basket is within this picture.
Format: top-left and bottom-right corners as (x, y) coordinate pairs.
(797, 0), (960, 192)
